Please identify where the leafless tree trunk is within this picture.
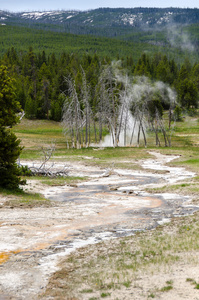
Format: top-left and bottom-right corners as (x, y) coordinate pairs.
(81, 67), (92, 147)
(62, 76), (83, 149)
(130, 117), (137, 146)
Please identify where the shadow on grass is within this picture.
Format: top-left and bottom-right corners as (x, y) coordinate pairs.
(0, 186), (51, 208)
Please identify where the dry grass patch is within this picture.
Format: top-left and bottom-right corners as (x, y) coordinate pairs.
(40, 212), (199, 299)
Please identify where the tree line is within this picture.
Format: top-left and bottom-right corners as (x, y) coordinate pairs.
(1, 48), (198, 121)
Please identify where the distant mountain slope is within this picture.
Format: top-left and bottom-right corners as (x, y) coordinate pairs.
(1, 7), (199, 37)
(1, 7), (199, 62)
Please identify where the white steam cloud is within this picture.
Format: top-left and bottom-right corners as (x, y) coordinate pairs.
(98, 65), (177, 147)
(167, 24), (195, 52)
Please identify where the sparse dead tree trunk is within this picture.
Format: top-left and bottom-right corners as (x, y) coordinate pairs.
(62, 76), (83, 149)
(95, 69), (108, 144)
(117, 76), (130, 146)
(151, 120), (161, 147)
(104, 65), (121, 147)
(81, 67), (92, 147)
(106, 67), (118, 147)
(155, 110), (169, 147)
(93, 117), (97, 143)
(117, 101), (125, 144)
(140, 116), (147, 147)
(137, 122), (141, 147)
(130, 117), (137, 146)
(124, 106), (131, 146)
(40, 142), (55, 170)
(95, 65), (119, 146)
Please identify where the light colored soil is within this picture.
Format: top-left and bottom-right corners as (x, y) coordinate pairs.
(0, 152), (198, 299)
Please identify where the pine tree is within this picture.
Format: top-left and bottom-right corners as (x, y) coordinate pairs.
(0, 66), (24, 190)
(177, 78), (198, 110)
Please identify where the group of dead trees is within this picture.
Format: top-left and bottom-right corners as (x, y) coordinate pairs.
(19, 143), (69, 177)
(62, 64), (177, 148)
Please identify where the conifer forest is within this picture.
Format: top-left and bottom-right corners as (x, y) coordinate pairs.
(1, 47), (198, 148)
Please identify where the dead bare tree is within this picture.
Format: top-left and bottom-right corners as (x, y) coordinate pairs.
(62, 68), (177, 149)
(39, 142), (55, 170)
(95, 69), (109, 143)
(20, 142), (69, 177)
(62, 76), (84, 149)
(117, 75), (130, 146)
(81, 67), (92, 147)
(99, 65), (122, 147)
(129, 77), (178, 147)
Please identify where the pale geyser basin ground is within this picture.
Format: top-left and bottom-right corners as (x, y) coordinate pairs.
(0, 152), (198, 299)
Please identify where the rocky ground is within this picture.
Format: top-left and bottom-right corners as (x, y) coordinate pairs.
(0, 152), (198, 299)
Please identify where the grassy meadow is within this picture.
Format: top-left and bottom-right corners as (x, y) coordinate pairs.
(13, 114), (199, 166)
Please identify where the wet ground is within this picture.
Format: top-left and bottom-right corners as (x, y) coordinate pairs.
(0, 151), (198, 299)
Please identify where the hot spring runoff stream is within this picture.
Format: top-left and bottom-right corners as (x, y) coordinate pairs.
(0, 151), (198, 299)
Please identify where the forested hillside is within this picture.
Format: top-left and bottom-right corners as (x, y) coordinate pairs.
(0, 25), (164, 60)
(2, 7), (199, 36)
(1, 8), (199, 61)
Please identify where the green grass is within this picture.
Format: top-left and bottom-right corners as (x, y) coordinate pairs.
(13, 114), (199, 170)
(30, 176), (87, 186)
(160, 285), (173, 292)
(41, 211), (199, 299)
(101, 292), (111, 298)
(146, 181), (199, 197)
(122, 281), (131, 288)
(186, 278), (195, 283)
(186, 278), (199, 289)
(181, 158), (199, 165)
(0, 187), (50, 208)
(14, 119), (154, 166)
(14, 128), (63, 135)
(80, 289), (93, 293)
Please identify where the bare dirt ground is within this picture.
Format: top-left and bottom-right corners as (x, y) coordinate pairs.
(0, 152), (198, 299)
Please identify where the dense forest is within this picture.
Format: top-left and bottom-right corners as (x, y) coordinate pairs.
(1, 23), (199, 62)
(1, 47), (198, 148)
(0, 25), (162, 60)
